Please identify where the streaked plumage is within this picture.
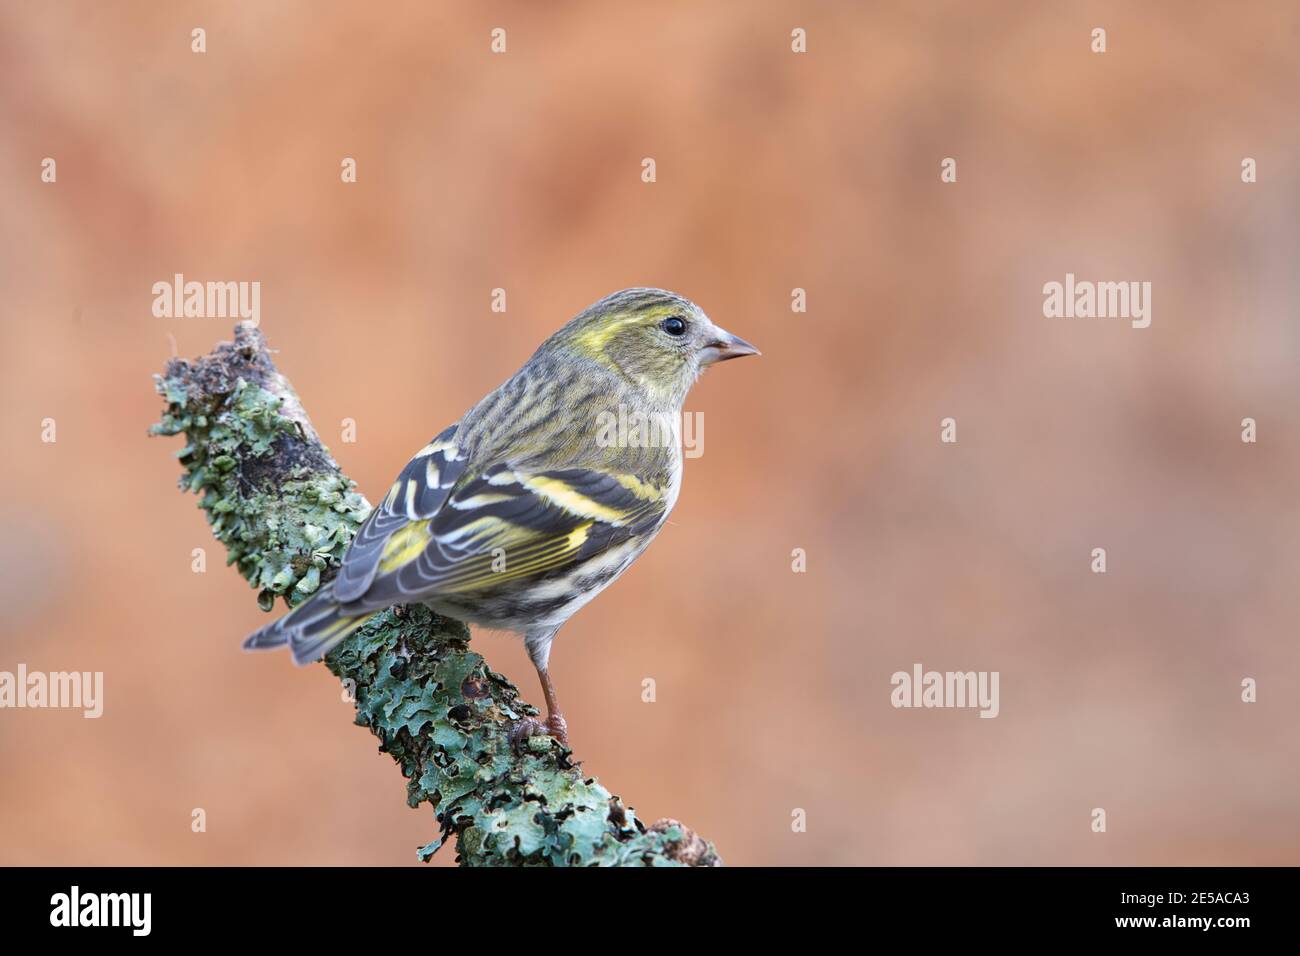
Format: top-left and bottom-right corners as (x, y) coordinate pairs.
(243, 287), (758, 744)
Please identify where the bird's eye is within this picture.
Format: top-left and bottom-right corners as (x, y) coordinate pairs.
(662, 316), (687, 336)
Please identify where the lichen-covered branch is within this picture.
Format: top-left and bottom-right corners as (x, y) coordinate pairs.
(150, 322), (720, 867)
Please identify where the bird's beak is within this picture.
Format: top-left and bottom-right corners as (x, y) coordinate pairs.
(700, 328), (761, 365)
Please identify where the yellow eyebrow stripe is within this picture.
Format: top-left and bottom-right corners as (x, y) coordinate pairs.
(572, 314), (647, 353)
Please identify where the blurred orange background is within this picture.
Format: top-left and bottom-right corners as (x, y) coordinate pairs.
(2, 1), (1298, 866)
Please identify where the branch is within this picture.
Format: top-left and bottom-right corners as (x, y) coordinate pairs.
(150, 323), (720, 867)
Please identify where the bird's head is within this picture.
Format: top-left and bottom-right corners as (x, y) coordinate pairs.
(547, 288), (758, 405)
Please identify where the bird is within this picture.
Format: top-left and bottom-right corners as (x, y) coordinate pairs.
(243, 287), (758, 747)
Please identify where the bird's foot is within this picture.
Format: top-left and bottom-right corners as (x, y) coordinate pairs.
(546, 711), (569, 748)
(509, 711), (570, 751)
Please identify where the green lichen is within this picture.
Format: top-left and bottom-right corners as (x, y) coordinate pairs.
(323, 605), (704, 865)
(151, 324), (720, 867)
(151, 347), (370, 610)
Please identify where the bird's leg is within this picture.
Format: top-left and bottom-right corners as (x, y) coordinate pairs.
(508, 671), (569, 749)
(510, 626), (569, 750)
(535, 666), (569, 747)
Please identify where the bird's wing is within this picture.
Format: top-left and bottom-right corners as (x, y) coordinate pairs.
(332, 424), (467, 603)
(339, 461), (671, 612)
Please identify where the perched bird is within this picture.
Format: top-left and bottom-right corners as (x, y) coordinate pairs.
(244, 288), (758, 746)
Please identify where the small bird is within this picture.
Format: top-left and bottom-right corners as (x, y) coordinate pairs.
(243, 288), (758, 746)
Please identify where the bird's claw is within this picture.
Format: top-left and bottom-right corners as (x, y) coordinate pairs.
(510, 712), (570, 751)
(546, 712), (569, 748)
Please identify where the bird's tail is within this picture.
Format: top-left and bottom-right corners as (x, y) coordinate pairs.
(242, 582), (375, 666)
